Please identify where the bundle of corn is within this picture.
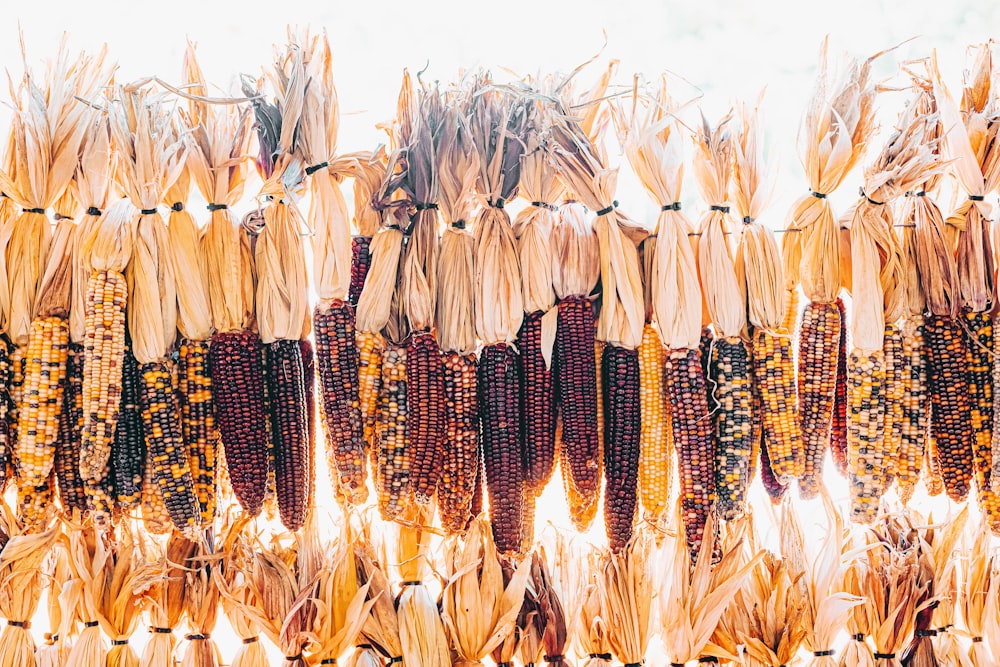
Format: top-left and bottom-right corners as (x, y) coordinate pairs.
(95, 528), (145, 667)
(297, 33), (369, 507)
(618, 77), (711, 554)
(984, 548), (1000, 667)
(599, 534), (653, 667)
(513, 554), (546, 667)
(135, 534), (193, 667)
(898, 519), (937, 667)
(354, 550), (405, 667)
(961, 524), (992, 666)
(0, 520), (59, 667)
(468, 79), (529, 554)
(530, 547), (571, 667)
(660, 513), (761, 667)
(779, 497), (863, 666)
(349, 151), (387, 307)
(934, 49), (1000, 514)
(839, 559), (877, 667)
(551, 90), (647, 553)
(919, 510), (968, 665)
(732, 548), (809, 667)
(516, 102), (562, 499)
(845, 106), (936, 523)
(441, 516), (532, 667)
(435, 102), (481, 534)
(109, 84), (201, 540)
(575, 547), (612, 667)
(490, 558), (524, 667)
(38, 538), (73, 667)
(215, 518), (269, 667)
(176, 539), (222, 667)
(783, 40), (880, 485)
(61, 527), (110, 667)
(243, 44), (314, 532)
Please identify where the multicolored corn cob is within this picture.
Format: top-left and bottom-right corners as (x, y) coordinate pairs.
(54, 344), (87, 515)
(751, 329), (803, 496)
(112, 345), (145, 508)
(797, 301), (841, 481)
(439, 351), (480, 535)
(178, 338), (216, 525)
(965, 308), (1000, 531)
(376, 342), (410, 520)
(350, 236), (373, 308)
(897, 317), (928, 505)
(711, 337), (754, 521)
(846, 350), (887, 524)
(880, 324), (904, 495)
(357, 330), (384, 448)
(407, 331), (446, 504)
(16, 316), (69, 486)
(924, 313), (973, 501)
(830, 298), (849, 475)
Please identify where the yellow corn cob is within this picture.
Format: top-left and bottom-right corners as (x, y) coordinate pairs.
(880, 323), (904, 495)
(638, 324), (670, 522)
(752, 329), (803, 495)
(897, 316), (928, 505)
(965, 308), (1000, 533)
(178, 339), (216, 525)
(782, 287), (799, 336)
(17, 471), (55, 533)
(358, 330), (384, 448)
(376, 342), (410, 520)
(141, 461), (171, 535)
(847, 349), (887, 524)
(16, 317), (69, 486)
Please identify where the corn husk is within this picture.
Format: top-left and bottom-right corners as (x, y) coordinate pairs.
(39, 536), (73, 667)
(783, 39), (881, 306)
(617, 76), (700, 350)
(134, 533), (193, 667)
(841, 556), (878, 667)
(62, 527), (109, 667)
(961, 523), (993, 666)
(0, 518), (59, 667)
(575, 546), (612, 667)
(441, 516), (532, 667)
(215, 518), (268, 667)
(915, 510), (966, 667)
(91, 526), (145, 667)
(598, 534), (653, 667)
(176, 539), (222, 667)
(355, 549), (405, 665)
(393, 504), (449, 667)
(530, 547), (572, 667)
(514, 554), (549, 667)
(0, 192), (18, 337)
(351, 150), (387, 238)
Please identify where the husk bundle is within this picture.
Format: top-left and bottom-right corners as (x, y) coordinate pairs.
(179, 541), (223, 667)
(961, 524), (992, 667)
(598, 534), (653, 667)
(62, 528), (110, 667)
(530, 547), (572, 667)
(95, 529), (146, 667)
(135, 534), (193, 667)
(355, 549), (405, 666)
(733, 547), (809, 667)
(39, 537), (73, 667)
(574, 546), (612, 667)
(215, 519), (269, 667)
(0, 521), (60, 667)
(395, 505), (449, 667)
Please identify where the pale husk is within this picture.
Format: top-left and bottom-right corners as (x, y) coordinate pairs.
(350, 150), (388, 238)
(34, 216), (75, 320)
(616, 77), (700, 349)
(734, 548), (809, 667)
(841, 558), (877, 667)
(215, 519), (269, 667)
(62, 527), (110, 667)
(575, 546), (612, 667)
(356, 210), (407, 335)
(0, 195), (19, 336)
(276, 517), (327, 667)
(532, 546), (572, 667)
(179, 540), (223, 667)
(514, 554), (547, 667)
(355, 550), (405, 664)
(0, 521), (60, 667)
(784, 39), (881, 305)
(41, 535), (74, 667)
(135, 534), (193, 667)
(440, 516), (532, 666)
(126, 206), (178, 364)
(395, 505), (450, 667)
(961, 524), (993, 666)
(598, 534), (653, 666)
(96, 529), (146, 667)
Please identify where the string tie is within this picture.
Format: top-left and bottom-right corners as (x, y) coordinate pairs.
(7, 621), (29, 629)
(590, 654), (612, 661)
(860, 187), (884, 206)
(186, 634), (209, 641)
(112, 639), (129, 646)
(413, 202), (438, 212)
(596, 201), (618, 216)
(969, 195), (985, 201)
(87, 206), (102, 216)
(305, 161), (329, 176)
(874, 653), (895, 660)
(813, 650), (834, 657)
(243, 636), (259, 644)
(25, 207), (45, 214)
(207, 203), (228, 211)
(171, 202), (184, 212)
(852, 634), (865, 642)
(661, 202), (681, 211)
(140, 208), (158, 215)
(85, 621), (100, 628)
(450, 219), (466, 229)
(489, 197), (505, 209)
(531, 201), (558, 211)
(709, 204), (730, 213)
(544, 655), (565, 662)
(810, 190), (827, 199)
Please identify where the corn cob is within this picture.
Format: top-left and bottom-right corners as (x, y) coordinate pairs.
(210, 329), (269, 517)
(797, 301), (840, 482)
(601, 344), (640, 551)
(925, 438), (945, 497)
(407, 331), (446, 504)
(439, 351), (479, 535)
(376, 342), (410, 520)
(470, 452), (483, 525)
(830, 298), (849, 475)
(897, 317), (928, 505)
(880, 323), (905, 495)
(112, 345), (145, 508)
(747, 362), (763, 489)
(664, 347), (715, 558)
(759, 436), (789, 504)
(81, 268), (127, 481)
(638, 323), (670, 521)
(301, 338), (316, 511)
(55, 343), (87, 515)
(178, 338), (216, 525)
(553, 295), (600, 506)
(140, 360), (201, 539)
(711, 337), (754, 521)
(350, 236), (372, 308)
(846, 350), (887, 524)
(479, 343), (525, 555)
(141, 460), (172, 535)
(751, 329), (802, 495)
(358, 329), (385, 449)
(17, 471), (55, 533)
(964, 308), (1000, 530)
(561, 341), (604, 532)
(16, 316), (69, 486)
(314, 302), (367, 504)
(520, 310), (557, 495)
(84, 474), (115, 528)
(782, 288), (799, 334)
(924, 313), (973, 501)
(0, 335), (13, 492)
(265, 339), (313, 532)
(993, 314), (1000, 491)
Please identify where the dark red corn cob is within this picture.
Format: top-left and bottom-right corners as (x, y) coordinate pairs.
(601, 344), (640, 552)
(112, 345), (144, 508)
(553, 296), (599, 499)
(439, 352), (480, 535)
(55, 343), (87, 514)
(831, 298), (849, 475)
(313, 302), (367, 504)
(407, 331), (446, 504)
(210, 330), (269, 517)
(350, 236), (372, 308)
(266, 339), (313, 532)
(924, 313), (974, 501)
(300, 338), (316, 512)
(799, 301), (841, 482)
(519, 311), (557, 496)
(478, 343), (525, 555)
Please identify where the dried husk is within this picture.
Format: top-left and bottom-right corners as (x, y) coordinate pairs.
(532, 546), (572, 667)
(599, 534), (653, 667)
(40, 537), (74, 667)
(165, 150), (212, 342)
(350, 150), (387, 238)
(135, 534), (193, 667)
(355, 550), (405, 665)
(734, 548), (809, 667)
(575, 546), (612, 667)
(34, 215), (74, 320)
(0, 193), (19, 336)
(961, 524), (992, 666)
(441, 517), (532, 667)
(918, 510), (968, 667)
(514, 554), (548, 667)
(62, 527), (109, 667)
(215, 519), (269, 667)
(395, 505), (449, 667)
(357, 213), (407, 336)
(94, 528), (145, 667)
(277, 518), (327, 667)
(841, 558), (877, 667)
(0, 522), (60, 667)
(178, 540), (223, 667)
(616, 77), (700, 349)
(784, 39), (881, 305)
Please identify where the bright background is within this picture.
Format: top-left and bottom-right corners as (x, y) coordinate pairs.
(5, 0), (998, 663)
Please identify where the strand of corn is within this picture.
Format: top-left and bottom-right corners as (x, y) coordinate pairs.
(924, 313), (974, 501)
(664, 347), (715, 559)
(140, 360), (201, 540)
(54, 343), (87, 516)
(964, 308), (1000, 532)
(602, 344), (641, 551)
(846, 349), (887, 524)
(81, 268), (127, 481)
(711, 336), (754, 522)
(112, 345), (145, 508)
(358, 329), (385, 449)
(554, 296), (601, 512)
(376, 342), (410, 520)
(141, 458), (172, 535)
(478, 343), (525, 556)
(407, 330), (446, 504)
(16, 316), (69, 486)
(797, 301), (840, 481)
(178, 338), (216, 525)
(350, 236), (373, 308)
(751, 328), (803, 496)
(265, 339), (313, 532)
(880, 323), (904, 494)
(520, 310), (557, 495)
(439, 351), (479, 535)
(897, 316), (928, 505)
(638, 323), (670, 522)
(17, 471), (55, 533)
(314, 302), (368, 504)
(830, 298), (849, 476)
(0, 335), (13, 492)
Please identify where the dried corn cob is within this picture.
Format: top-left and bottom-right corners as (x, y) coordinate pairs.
(964, 308), (1000, 529)
(897, 317), (928, 505)
(301, 338), (316, 511)
(797, 302), (840, 482)
(314, 302), (367, 504)
(84, 474), (115, 527)
(711, 337), (754, 521)
(16, 316), (69, 486)
(0, 335), (13, 492)
(561, 340), (605, 533)
(479, 343), (525, 555)
(846, 350), (887, 523)
(602, 344), (640, 551)
(664, 347), (715, 558)
(141, 460), (172, 535)
(140, 360), (201, 539)
(759, 424), (789, 504)
(925, 441), (945, 497)
(178, 338), (216, 524)
(925, 313), (973, 501)
(350, 236), (372, 307)
(17, 471), (55, 533)
(55, 343), (87, 515)
(358, 329), (385, 448)
(880, 324), (905, 496)
(782, 288), (799, 334)
(210, 329), (269, 516)
(830, 298), (849, 475)
(112, 345), (144, 508)
(266, 339), (313, 532)
(752, 329), (801, 493)
(439, 351), (479, 535)
(376, 342), (410, 520)
(520, 310), (557, 495)
(638, 323), (670, 521)
(407, 331), (446, 503)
